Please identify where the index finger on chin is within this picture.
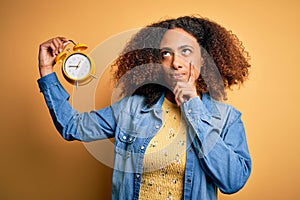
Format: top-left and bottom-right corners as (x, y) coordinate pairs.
(188, 62), (195, 84)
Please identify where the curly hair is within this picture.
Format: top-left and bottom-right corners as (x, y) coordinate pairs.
(112, 15), (251, 106)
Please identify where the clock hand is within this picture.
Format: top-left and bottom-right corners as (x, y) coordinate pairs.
(76, 60), (82, 69)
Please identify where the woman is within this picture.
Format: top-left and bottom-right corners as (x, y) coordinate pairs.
(38, 15), (251, 200)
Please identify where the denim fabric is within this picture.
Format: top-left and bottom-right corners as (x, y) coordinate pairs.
(38, 73), (251, 200)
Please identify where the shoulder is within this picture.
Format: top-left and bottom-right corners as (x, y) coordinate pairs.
(202, 93), (242, 125)
(110, 94), (146, 113)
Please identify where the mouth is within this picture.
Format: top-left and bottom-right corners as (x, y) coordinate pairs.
(170, 73), (187, 80)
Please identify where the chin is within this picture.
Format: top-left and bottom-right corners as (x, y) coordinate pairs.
(165, 77), (186, 87)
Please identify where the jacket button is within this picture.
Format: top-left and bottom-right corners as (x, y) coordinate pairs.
(140, 146), (145, 150)
(136, 174), (140, 178)
(155, 125), (160, 129)
(188, 109), (192, 113)
(122, 135), (127, 140)
(187, 178), (192, 183)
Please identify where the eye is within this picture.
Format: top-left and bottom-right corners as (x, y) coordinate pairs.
(160, 50), (172, 58)
(160, 49), (173, 60)
(182, 48), (192, 56)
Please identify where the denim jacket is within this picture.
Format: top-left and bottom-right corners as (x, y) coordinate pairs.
(38, 73), (251, 200)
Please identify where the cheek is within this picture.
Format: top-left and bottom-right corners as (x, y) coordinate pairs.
(162, 66), (171, 80)
(160, 58), (172, 69)
(192, 54), (202, 77)
(160, 66), (173, 85)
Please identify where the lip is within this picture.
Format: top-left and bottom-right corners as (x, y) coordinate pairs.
(170, 73), (186, 79)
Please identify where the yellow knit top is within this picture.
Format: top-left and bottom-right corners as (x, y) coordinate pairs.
(139, 98), (186, 200)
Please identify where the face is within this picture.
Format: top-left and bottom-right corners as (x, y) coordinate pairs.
(159, 28), (202, 88)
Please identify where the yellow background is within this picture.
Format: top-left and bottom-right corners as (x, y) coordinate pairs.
(1, 0), (299, 199)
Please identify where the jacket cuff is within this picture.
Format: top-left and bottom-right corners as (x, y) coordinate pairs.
(181, 96), (212, 124)
(37, 72), (60, 92)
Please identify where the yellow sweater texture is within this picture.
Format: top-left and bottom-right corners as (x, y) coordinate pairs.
(139, 98), (186, 200)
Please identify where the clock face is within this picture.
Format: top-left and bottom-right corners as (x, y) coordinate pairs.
(64, 53), (92, 80)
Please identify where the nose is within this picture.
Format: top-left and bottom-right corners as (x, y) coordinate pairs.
(171, 53), (184, 70)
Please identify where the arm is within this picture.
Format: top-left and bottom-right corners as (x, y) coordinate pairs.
(182, 97), (252, 194)
(38, 37), (116, 141)
(171, 61), (251, 193)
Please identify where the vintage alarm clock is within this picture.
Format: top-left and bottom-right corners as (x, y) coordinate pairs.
(55, 40), (96, 86)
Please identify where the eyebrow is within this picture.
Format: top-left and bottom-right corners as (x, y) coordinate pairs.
(160, 45), (194, 51)
(178, 45), (194, 50)
(160, 47), (172, 51)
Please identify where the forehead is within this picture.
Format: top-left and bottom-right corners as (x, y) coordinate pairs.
(160, 28), (199, 48)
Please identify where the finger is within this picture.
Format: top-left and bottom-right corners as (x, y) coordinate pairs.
(188, 62), (195, 84)
(53, 36), (68, 44)
(174, 81), (197, 104)
(173, 84), (185, 105)
(57, 36), (68, 42)
(49, 42), (57, 57)
(174, 90), (184, 105)
(52, 39), (61, 55)
(54, 37), (69, 52)
(62, 40), (70, 49)
(58, 37), (69, 52)
(188, 61), (192, 82)
(173, 84), (180, 104)
(39, 38), (53, 51)
(176, 86), (194, 98)
(174, 82), (187, 97)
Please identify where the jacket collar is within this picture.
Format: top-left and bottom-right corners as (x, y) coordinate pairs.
(202, 93), (221, 119)
(140, 93), (165, 113)
(141, 92), (221, 119)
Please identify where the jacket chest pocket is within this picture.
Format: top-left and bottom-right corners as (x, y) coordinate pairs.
(115, 131), (137, 159)
(114, 110), (159, 159)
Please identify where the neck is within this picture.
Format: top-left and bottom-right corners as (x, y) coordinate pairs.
(165, 90), (177, 104)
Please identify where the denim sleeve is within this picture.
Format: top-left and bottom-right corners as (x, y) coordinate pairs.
(37, 73), (116, 141)
(182, 97), (252, 194)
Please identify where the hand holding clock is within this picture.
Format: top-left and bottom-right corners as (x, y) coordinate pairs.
(38, 37), (69, 77)
(38, 37), (95, 85)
